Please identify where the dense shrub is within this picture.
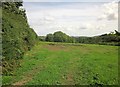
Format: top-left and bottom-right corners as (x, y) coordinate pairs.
(2, 2), (38, 75)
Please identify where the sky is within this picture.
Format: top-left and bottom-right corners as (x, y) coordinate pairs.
(23, 0), (118, 36)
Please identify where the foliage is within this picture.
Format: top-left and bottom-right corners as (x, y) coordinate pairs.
(74, 30), (120, 46)
(115, 30), (120, 36)
(44, 30), (120, 46)
(39, 36), (46, 41)
(45, 34), (54, 42)
(2, 2), (26, 18)
(45, 31), (75, 43)
(2, 2), (38, 75)
(53, 31), (68, 42)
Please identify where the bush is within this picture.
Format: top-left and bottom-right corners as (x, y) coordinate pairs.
(2, 2), (38, 75)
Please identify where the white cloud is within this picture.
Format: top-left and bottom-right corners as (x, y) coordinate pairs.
(96, 24), (106, 30)
(23, 0), (119, 2)
(98, 1), (118, 21)
(24, 2), (118, 36)
(79, 23), (94, 30)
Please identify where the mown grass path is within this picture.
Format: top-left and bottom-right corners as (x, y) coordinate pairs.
(3, 42), (118, 85)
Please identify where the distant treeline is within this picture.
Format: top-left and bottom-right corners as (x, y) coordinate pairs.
(39, 30), (120, 46)
(74, 32), (120, 46)
(39, 31), (75, 43)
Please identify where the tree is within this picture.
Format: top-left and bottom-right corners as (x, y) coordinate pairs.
(15, 2), (23, 8)
(45, 34), (54, 42)
(45, 31), (75, 43)
(115, 30), (120, 36)
(53, 31), (68, 42)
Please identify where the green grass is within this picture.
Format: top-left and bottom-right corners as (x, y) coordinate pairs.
(2, 42), (118, 85)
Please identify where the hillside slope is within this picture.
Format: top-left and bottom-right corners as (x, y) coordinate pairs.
(2, 2), (38, 75)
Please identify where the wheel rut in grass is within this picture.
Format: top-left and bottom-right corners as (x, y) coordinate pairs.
(62, 57), (80, 85)
(12, 66), (44, 85)
(65, 73), (75, 85)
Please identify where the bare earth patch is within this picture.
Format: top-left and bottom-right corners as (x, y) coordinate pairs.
(13, 77), (32, 85)
(44, 44), (68, 51)
(65, 74), (74, 85)
(13, 66), (44, 85)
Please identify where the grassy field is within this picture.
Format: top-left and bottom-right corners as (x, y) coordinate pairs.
(2, 42), (118, 85)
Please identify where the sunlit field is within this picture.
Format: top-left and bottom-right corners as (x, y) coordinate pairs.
(3, 42), (118, 85)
